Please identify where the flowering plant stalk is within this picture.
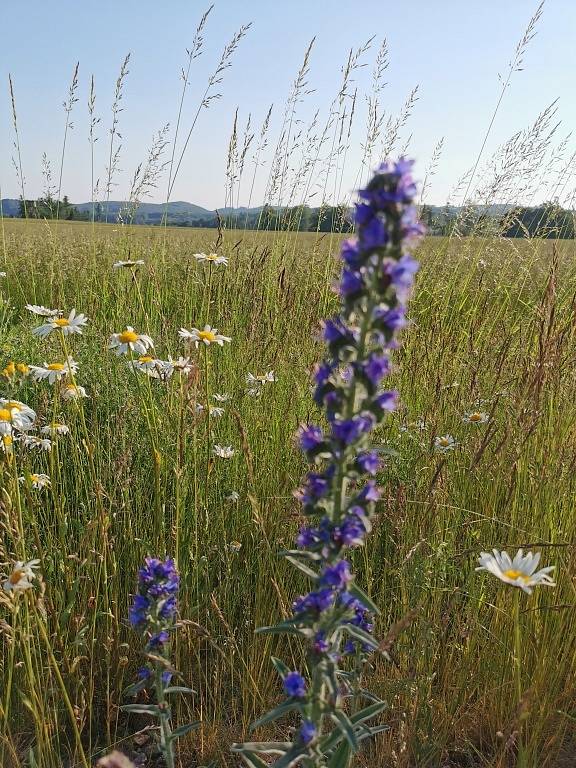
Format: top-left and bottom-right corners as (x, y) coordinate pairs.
(125, 557), (199, 768)
(232, 159), (424, 767)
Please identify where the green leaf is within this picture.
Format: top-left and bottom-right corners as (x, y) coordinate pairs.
(231, 742), (292, 754)
(284, 555), (319, 580)
(330, 710), (359, 752)
(273, 747), (308, 768)
(257, 623), (309, 638)
(350, 700), (387, 724)
(341, 623), (379, 649)
(120, 703), (161, 716)
(280, 549), (322, 561)
(238, 753), (271, 768)
(123, 678), (148, 697)
(170, 721), (200, 739)
(327, 740), (351, 768)
(250, 701), (300, 731)
(357, 723), (390, 742)
(270, 656), (291, 679)
(164, 685), (196, 695)
(348, 583), (380, 615)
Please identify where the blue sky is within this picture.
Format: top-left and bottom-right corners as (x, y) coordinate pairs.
(1, 0), (574, 209)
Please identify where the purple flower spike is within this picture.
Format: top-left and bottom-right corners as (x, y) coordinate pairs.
(239, 160), (423, 760)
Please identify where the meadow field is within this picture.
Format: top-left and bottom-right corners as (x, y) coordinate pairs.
(0, 217), (575, 767)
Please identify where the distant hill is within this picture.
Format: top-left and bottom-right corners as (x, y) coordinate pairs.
(0, 198), (247, 225)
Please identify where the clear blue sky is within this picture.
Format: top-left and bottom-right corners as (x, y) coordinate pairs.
(1, 0), (574, 209)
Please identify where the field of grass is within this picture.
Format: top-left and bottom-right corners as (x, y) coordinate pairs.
(0, 218), (574, 767)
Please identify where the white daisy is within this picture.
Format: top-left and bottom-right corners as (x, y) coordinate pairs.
(193, 253), (228, 266)
(113, 259), (145, 269)
(179, 325), (231, 348)
(463, 411), (489, 425)
(41, 422), (70, 436)
(29, 357), (78, 384)
(167, 356), (194, 376)
(19, 473), (51, 490)
(246, 371), (276, 385)
(213, 393), (230, 403)
(0, 272), (6, 278)
(19, 434), (52, 452)
(434, 435), (456, 453)
(225, 491), (240, 502)
(476, 549), (556, 595)
(3, 559), (41, 593)
(25, 304), (60, 317)
(128, 355), (166, 378)
(33, 308), (88, 338)
(109, 327), (154, 356)
(61, 383), (88, 401)
(0, 399), (36, 433)
(213, 444), (234, 459)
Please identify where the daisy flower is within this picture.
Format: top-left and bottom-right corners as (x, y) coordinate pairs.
(29, 357), (78, 384)
(0, 399), (36, 433)
(2, 361), (15, 378)
(227, 541), (242, 553)
(213, 393), (230, 403)
(434, 435), (456, 453)
(179, 325), (231, 348)
(246, 371), (276, 385)
(476, 549), (556, 595)
(3, 559), (41, 593)
(61, 383), (88, 401)
(41, 422), (70, 436)
(19, 434), (52, 452)
(225, 491), (240, 502)
(213, 444), (235, 459)
(19, 473), (51, 490)
(25, 304), (60, 317)
(109, 327), (154, 356)
(193, 253), (228, 266)
(33, 308), (88, 338)
(167, 356), (194, 376)
(463, 411), (489, 425)
(113, 259), (145, 269)
(0, 271), (6, 278)
(128, 355), (165, 377)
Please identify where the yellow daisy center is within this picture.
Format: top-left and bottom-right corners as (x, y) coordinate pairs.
(16, 363), (29, 374)
(469, 413), (482, 421)
(47, 363), (65, 371)
(54, 318), (70, 327)
(138, 356), (154, 364)
(206, 254), (219, 261)
(30, 474), (40, 483)
(503, 569), (529, 582)
(4, 362), (15, 375)
(439, 438), (450, 446)
(119, 330), (139, 344)
(198, 330), (217, 343)
(0, 408), (12, 421)
(9, 568), (24, 585)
